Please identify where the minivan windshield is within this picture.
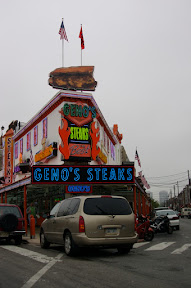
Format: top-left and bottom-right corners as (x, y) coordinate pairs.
(84, 197), (132, 215)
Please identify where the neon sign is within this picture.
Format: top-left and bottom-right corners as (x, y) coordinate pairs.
(31, 165), (134, 184)
(66, 185), (92, 193)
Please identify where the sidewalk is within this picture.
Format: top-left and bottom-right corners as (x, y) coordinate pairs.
(22, 226), (40, 245)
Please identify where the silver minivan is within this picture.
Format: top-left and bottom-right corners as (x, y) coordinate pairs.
(40, 195), (138, 256)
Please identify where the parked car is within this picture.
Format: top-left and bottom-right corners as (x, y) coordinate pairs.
(0, 203), (25, 244)
(174, 210), (181, 218)
(180, 207), (191, 218)
(155, 209), (180, 230)
(154, 207), (170, 211)
(40, 195), (138, 256)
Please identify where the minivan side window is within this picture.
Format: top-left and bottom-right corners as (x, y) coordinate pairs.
(68, 199), (80, 215)
(50, 202), (61, 217)
(57, 199), (72, 217)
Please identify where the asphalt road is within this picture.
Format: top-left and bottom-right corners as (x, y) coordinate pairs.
(0, 218), (191, 288)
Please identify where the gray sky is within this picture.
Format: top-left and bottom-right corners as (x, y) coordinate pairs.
(1, 0), (191, 201)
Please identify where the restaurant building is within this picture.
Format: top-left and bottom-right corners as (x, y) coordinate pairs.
(1, 90), (142, 232)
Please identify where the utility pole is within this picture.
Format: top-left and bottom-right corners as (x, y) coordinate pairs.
(177, 181), (179, 195)
(188, 170), (190, 185)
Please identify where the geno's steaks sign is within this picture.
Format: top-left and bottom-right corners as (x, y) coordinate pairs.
(31, 165), (134, 185)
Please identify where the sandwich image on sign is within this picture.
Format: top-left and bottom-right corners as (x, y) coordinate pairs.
(48, 66), (97, 91)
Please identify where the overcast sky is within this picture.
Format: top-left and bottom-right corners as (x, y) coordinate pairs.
(1, 0), (191, 201)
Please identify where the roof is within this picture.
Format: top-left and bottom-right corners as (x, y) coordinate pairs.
(13, 90), (118, 145)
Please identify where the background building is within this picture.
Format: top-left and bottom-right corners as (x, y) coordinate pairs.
(159, 190), (168, 206)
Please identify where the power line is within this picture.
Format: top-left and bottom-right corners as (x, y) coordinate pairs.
(149, 177), (188, 186)
(147, 171), (188, 179)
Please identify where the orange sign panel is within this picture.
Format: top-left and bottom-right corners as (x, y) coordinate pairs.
(4, 129), (14, 184)
(69, 144), (91, 157)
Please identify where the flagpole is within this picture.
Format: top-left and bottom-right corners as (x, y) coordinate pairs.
(62, 38), (64, 67)
(62, 18), (64, 67)
(81, 24), (82, 66)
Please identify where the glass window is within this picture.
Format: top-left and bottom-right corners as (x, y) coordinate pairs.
(84, 197), (132, 215)
(0, 206), (21, 218)
(68, 198), (80, 215)
(42, 118), (47, 139)
(15, 142), (18, 159)
(20, 138), (23, 154)
(57, 199), (72, 217)
(34, 126), (38, 146)
(156, 210), (175, 216)
(50, 202), (61, 216)
(26, 132), (31, 151)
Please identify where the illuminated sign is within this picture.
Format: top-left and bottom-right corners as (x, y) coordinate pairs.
(66, 185), (92, 193)
(98, 150), (107, 164)
(69, 144), (91, 158)
(4, 129), (14, 184)
(59, 102), (100, 160)
(35, 142), (57, 163)
(62, 103), (96, 126)
(31, 165), (134, 184)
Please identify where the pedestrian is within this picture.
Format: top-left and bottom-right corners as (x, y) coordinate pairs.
(26, 202), (37, 225)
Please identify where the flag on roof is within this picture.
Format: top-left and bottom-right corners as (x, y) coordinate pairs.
(59, 20), (68, 41)
(79, 26), (85, 49)
(135, 149), (141, 167)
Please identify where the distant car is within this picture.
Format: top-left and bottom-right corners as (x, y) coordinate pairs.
(0, 203), (25, 244)
(40, 195), (138, 256)
(180, 207), (191, 218)
(155, 209), (180, 230)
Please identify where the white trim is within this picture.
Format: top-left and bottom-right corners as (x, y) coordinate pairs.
(0, 177), (31, 193)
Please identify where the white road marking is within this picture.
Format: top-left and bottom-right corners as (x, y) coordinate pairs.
(21, 253), (63, 288)
(145, 242), (175, 251)
(171, 244), (191, 254)
(134, 242), (150, 248)
(1, 245), (54, 263)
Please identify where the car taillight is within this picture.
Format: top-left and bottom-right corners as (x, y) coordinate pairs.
(172, 216), (179, 220)
(79, 216), (85, 233)
(101, 195), (112, 198)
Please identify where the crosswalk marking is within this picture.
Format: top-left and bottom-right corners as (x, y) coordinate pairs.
(134, 242), (149, 248)
(21, 253), (63, 288)
(1, 245), (55, 263)
(145, 242), (175, 251)
(171, 244), (191, 254)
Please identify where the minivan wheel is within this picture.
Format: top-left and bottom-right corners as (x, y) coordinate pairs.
(64, 232), (77, 256)
(40, 230), (50, 249)
(117, 245), (132, 254)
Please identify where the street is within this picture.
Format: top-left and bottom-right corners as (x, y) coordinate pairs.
(0, 218), (191, 288)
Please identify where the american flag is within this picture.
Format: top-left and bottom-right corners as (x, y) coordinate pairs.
(30, 150), (34, 167)
(79, 26), (85, 50)
(135, 149), (141, 167)
(59, 20), (68, 41)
